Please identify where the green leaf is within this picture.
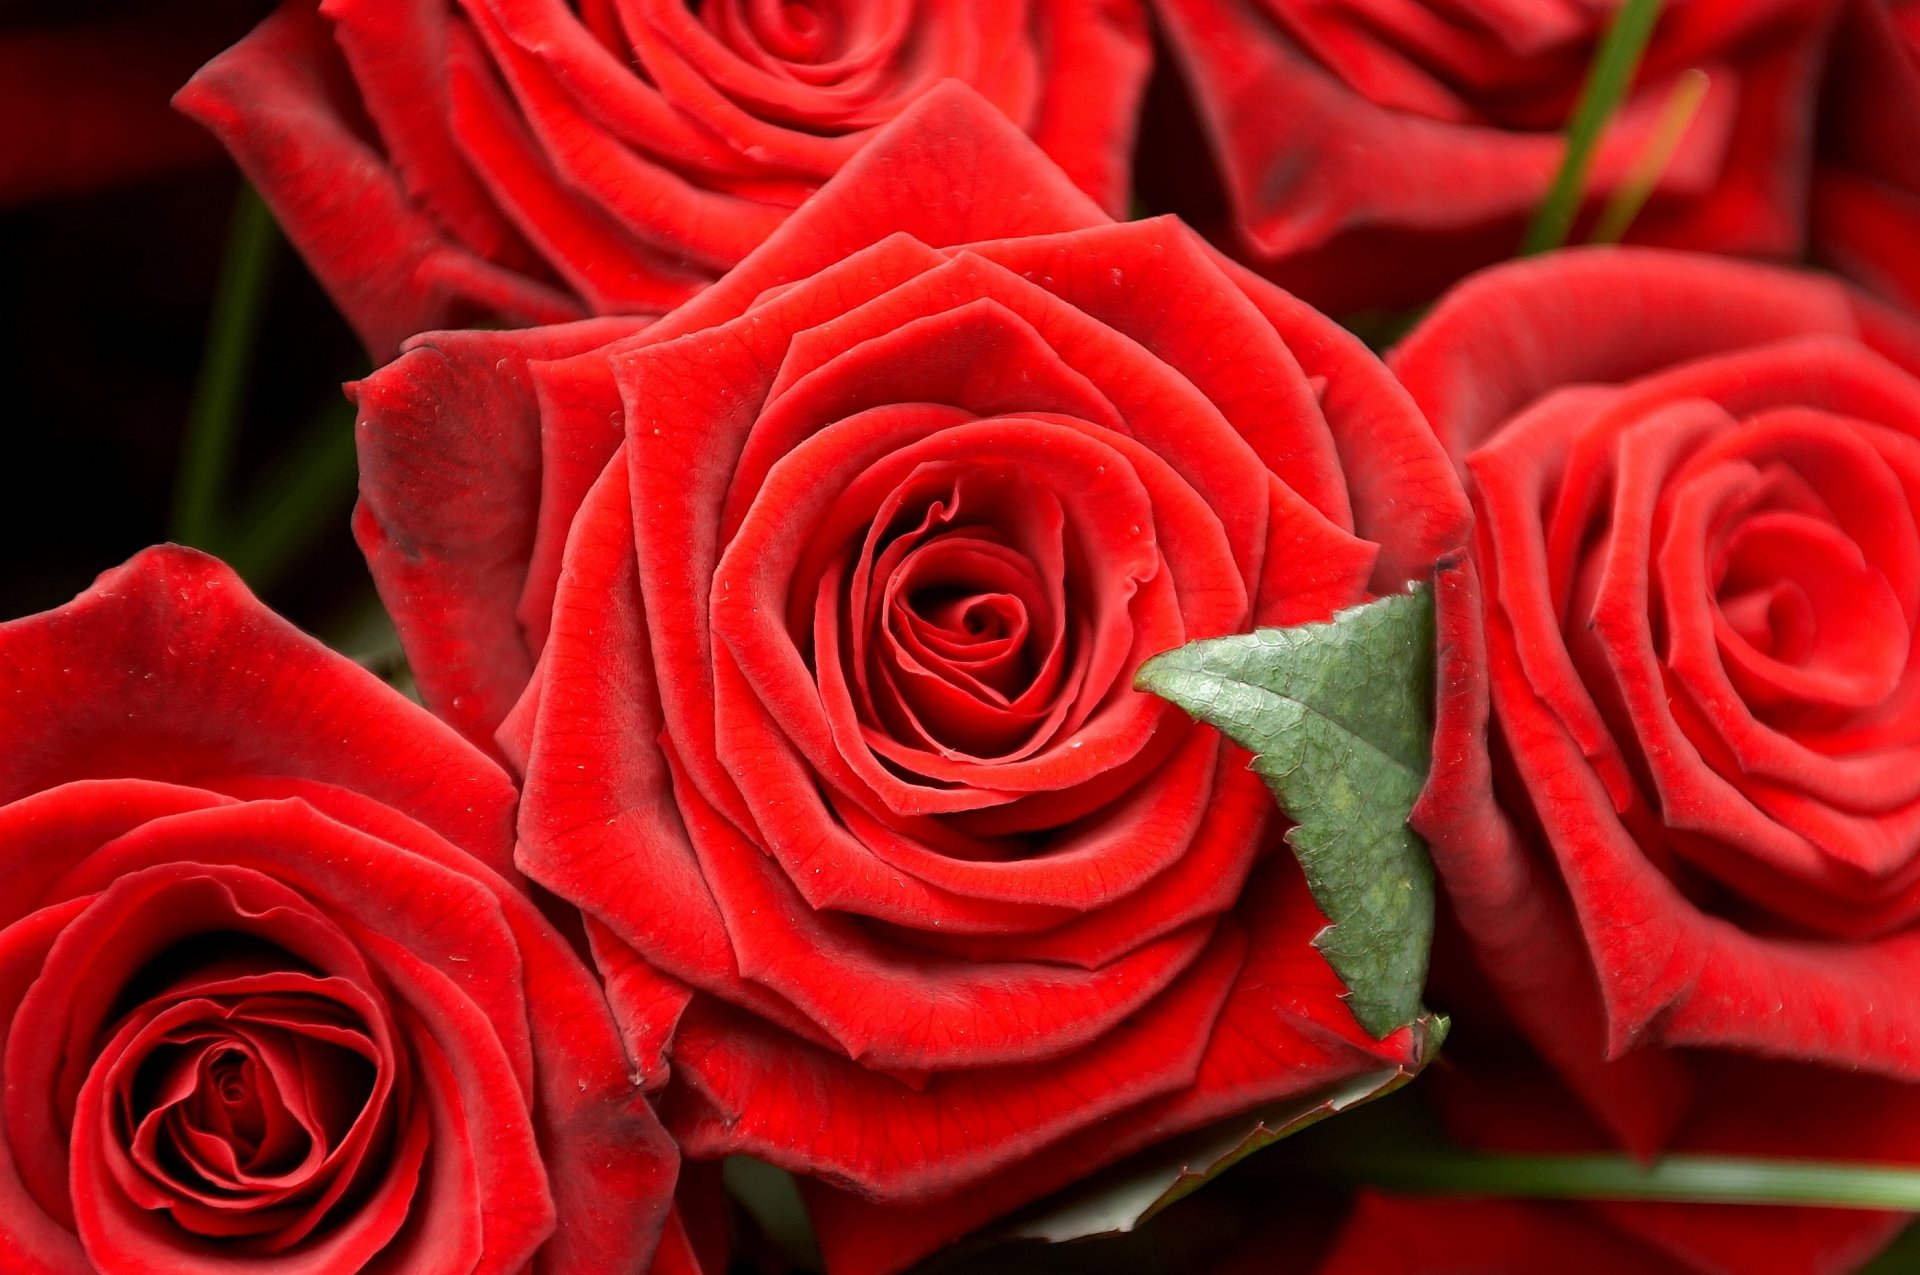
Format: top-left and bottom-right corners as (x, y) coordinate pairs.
(1520, 0), (1666, 255)
(1135, 586), (1438, 1037)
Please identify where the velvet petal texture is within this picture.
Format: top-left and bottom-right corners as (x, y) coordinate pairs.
(352, 315), (652, 754)
(358, 84), (1471, 1274)
(0, 546), (676, 1274)
(1394, 248), (1920, 1261)
(176, 1), (1150, 358)
(1814, 0), (1920, 313)
(1145, 0), (1838, 312)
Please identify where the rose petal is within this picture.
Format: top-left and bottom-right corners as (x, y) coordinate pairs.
(0, 547), (518, 880)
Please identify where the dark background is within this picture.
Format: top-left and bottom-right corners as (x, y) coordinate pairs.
(0, 164), (375, 635)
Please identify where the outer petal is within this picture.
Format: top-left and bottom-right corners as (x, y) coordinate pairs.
(660, 925), (1248, 1203)
(1412, 559), (1693, 1154)
(0, 546), (517, 878)
(515, 455), (832, 1047)
(1023, 0), (1153, 215)
(352, 317), (649, 753)
(175, 2), (582, 356)
(1148, 0), (1832, 310)
(638, 81), (1112, 344)
(1391, 248), (1874, 465)
(802, 859), (1432, 1275)
(184, 4), (1149, 348)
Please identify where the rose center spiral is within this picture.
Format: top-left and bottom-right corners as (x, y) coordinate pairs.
(853, 466), (1074, 762)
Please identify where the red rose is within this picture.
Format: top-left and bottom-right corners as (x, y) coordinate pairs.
(1814, 0), (1920, 312)
(0, 546), (677, 1273)
(1396, 248), (1920, 1234)
(352, 85), (1470, 1274)
(1145, 0), (1837, 311)
(174, 1), (1149, 357)
(0, 4), (261, 203)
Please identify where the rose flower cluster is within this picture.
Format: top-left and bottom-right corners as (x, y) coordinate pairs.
(3, 0), (1919, 1271)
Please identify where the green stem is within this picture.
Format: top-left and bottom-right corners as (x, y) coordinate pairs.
(171, 184), (278, 549)
(222, 402), (359, 592)
(1589, 67), (1711, 244)
(1322, 1151), (1920, 1210)
(1520, 0), (1666, 255)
